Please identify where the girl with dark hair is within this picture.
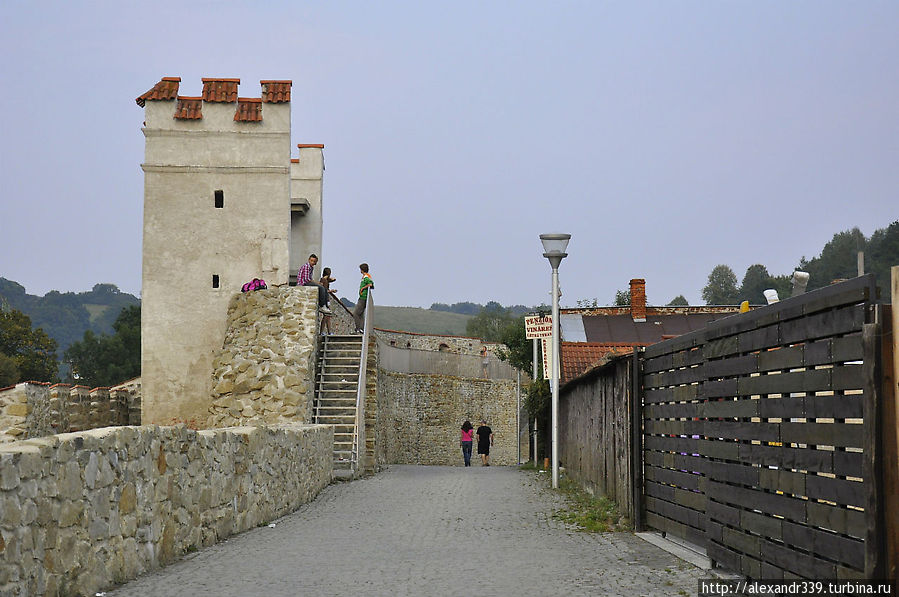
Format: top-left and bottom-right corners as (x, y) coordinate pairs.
(460, 420), (474, 467)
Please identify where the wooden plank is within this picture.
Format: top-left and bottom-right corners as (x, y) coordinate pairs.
(707, 480), (806, 522)
(833, 363), (865, 391)
(644, 366), (705, 388)
(706, 354), (759, 378)
(641, 352), (673, 374)
(884, 294), (899, 586)
(643, 450), (707, 474)
(805, 394), (864, 419)
(862, 318), (885, 578)
(704, 336), (740, 360)
(632, 351), (643, 532)
(758, 344), (806, 372)
(701, 398), (759, 419)
(644, 464), (703, 491)
(701, 378), (738, 399)
(781, 304), (867, 344)
(643, 434), (702, 454)
(643, 331), (704, 359)
(806, 475), (865, 507)
(758, 467), (806, 497)
(645, 480), (706, 511)
(738, 326), (781, 354)
(781, 422), (864, 448)
(782, 520), (865, 571)
(741, 508), (784, 541)
(644, 495), (704, 530)
(707, 541), (743, 576)
(644, 401), (702, 419)
(707, 500), (740, 527)
(806, 501), (867, 539)
(833, 334), (865, 363)
(707, 460), (760, 486)
(643, 385), (699, 404)
(760, 538), (837, 579)
(704, 420), (780, 442)
(737, 368), (832, 396)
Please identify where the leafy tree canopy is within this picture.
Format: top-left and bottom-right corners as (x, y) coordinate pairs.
(614, 289), (631, 306)
(667, 295), (689, 306)
(0, 309), (58, 383)
(65, 305), (140, 388)
(702, 265), (740, 305)
(465, 302), (516, 342)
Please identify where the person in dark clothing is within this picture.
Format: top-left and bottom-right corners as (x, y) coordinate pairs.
(460, 420), (474, 467)
(476, 419), (493, 466)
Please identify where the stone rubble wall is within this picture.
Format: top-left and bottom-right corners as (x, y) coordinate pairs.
(0, 422), (333, 597)
(0, 383), (141, 445)
(375, 329), (495, 355)
(377, 370), (519, 466)
(207, 287), (319, 428)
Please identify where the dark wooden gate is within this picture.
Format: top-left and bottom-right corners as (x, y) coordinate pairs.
(640, 275), (884, 579)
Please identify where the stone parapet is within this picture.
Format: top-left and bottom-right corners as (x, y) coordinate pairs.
(0, 422), (332, 597)
(207, 287), (319, 428)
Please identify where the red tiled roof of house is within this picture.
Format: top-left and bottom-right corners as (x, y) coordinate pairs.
(234, 97), (262, 122)
(561, 342), (635, 384)
(202, 78), (240, 102)
(135, 76), (181, 107)
(261, 80), (292, 103)
(174, 97), (202, 120)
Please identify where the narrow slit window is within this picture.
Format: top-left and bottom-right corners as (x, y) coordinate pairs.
(214, 190), (224, 208)
(212, 274), (220, 288)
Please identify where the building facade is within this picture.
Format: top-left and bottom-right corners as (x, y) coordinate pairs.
(136, 76), (323, 423)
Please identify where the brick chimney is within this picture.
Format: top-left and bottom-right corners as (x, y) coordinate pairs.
(630, 279), (647, 322)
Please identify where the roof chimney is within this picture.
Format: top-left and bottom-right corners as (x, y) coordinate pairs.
(630, 278), (646, 322)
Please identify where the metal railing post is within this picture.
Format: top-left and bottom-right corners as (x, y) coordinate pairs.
(354, 291), (373, 475)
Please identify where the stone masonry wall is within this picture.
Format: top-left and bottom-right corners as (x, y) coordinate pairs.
(378, 371), (518, 466)
(0, 383), (141, 445)
(0, 423), (332, 597)
(208, 287), (319, 428)
(376, 329), (496, 355)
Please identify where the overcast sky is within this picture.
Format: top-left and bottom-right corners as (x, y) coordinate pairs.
(1, 1), (896, 309)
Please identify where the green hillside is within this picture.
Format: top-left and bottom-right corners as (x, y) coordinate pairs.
(373, 306), (473, 336)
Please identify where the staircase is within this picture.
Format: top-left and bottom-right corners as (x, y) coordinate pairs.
(314, 335), (363, 479)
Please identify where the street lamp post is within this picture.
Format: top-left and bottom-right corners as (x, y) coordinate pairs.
(539, 233), (570, 489)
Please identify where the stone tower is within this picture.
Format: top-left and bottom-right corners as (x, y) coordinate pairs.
(136, 76), (322, 424)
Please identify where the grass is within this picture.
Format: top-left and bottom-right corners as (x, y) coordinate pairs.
(523, 463), (629, 532)
(373, 306), (473, 336)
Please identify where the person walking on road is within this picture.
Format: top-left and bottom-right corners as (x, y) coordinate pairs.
(476, 419), (493, 466)
(460, 420), (474, 467)
(353, 263), (374, 333)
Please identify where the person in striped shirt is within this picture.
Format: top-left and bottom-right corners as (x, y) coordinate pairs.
(297, 254), (332, 314)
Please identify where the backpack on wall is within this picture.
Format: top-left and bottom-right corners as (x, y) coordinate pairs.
(241, 278), (267, 293)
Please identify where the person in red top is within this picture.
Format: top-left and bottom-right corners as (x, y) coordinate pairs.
(460, 420), (474, 467)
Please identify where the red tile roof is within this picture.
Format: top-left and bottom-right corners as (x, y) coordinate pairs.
(135, 76), (181, 107)
(174, 97), (202, 120)
(261, 80), (292, 103)
(561, 342), (635, 384)
(234, 98), (262, 122)
(202, 78), (240, 102)
(297, 143), (325, 148)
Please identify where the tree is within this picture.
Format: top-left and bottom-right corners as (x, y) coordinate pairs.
(0, 352), (18, 387)
(799, 228), (866, 292)
(494, 315), (533, 377)
(465, 302), (515, 342)
(667, 295), (689, 306)
(65, 305), (140, 387)
(738, 264), (774, 305)
(702, 265), (740, 305)
(614, 289), (630, 306)
(0, 309), (58, 382)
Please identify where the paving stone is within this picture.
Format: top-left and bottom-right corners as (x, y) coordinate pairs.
(108, 465), (704, 597)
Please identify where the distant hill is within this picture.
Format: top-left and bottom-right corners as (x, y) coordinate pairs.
(371, 305), (473, 336)
(0, 278), (140, 369)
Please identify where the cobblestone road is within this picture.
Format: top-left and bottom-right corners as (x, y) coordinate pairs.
(109, 465), (704, 597)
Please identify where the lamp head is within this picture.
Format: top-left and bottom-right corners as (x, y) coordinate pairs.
(540, 233), (571, 268)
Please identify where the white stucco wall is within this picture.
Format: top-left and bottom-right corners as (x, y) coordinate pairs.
(289, 146), (324, 281)
(141, 94), (292, 424)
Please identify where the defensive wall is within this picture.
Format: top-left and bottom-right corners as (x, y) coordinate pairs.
(0, 423), (332, 597)
(0, 381), (141, 445)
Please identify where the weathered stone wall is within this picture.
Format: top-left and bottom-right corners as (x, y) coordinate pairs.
(208, 286), (320, 428)
(377, 371), (518, 466)
(0, 383), (141, 445)
(0, 423), (332, 597)
(376, 329), (495, 355)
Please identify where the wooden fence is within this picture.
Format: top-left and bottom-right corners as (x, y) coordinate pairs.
(559, 275), (889, 579)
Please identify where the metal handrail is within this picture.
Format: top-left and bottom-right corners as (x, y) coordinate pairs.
(352, 290), (373, 475)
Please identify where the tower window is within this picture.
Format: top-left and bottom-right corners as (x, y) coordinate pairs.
(214, 190), (224, 208)
(212, 274), (220, 288)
